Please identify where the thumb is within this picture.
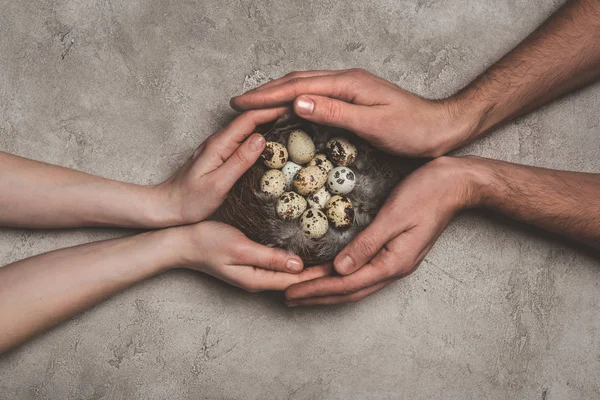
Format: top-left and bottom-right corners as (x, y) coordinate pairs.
(234, 237), (304, 273)
(334, 221), (395, 275)
(212, 133), (265, 193)
(294, 95), (366, 132)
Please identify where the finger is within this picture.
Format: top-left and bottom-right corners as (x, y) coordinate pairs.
(232, 237), (305, 273)
(293, 95), (369, 132)
(205, 107), (289, 160)
(333, 215), (397, 275)
(249, 70), (347, 94)
(285, 279), (393, 307)
(225, 263), (334, 292)
(208, 133), (266, 194)
(285, 262), (390, 300)
(230, 74), (361, 111)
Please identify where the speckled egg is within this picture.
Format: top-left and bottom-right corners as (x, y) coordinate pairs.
(326, 195), (354, 228)
(287, 130), (316, 164)
(281, 161), (302, 190)
(259, 169), (286, 198)
(292, 166), (328, 196)
(276, 191), (307, 221)
(326, 137), (357, 166)
(327, 166), (356, 195)
(308, 153), (334, 174)
(300, 208), (329, 239)
(306, 186), (331, 210)
(261, 141), (288, 169)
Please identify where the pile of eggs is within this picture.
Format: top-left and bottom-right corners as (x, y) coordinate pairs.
(259, 130), (358, 239)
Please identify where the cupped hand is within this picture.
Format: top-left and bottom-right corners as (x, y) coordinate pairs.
(284, 157), (481, 306)
(231, 69), (470, 157)
(177, 221), (332, 292)
(155, 108), (288, 226)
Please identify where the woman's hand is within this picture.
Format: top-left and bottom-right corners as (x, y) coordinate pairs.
(231, 69), (471, 158)
(154, 108), (288, 226)
(176, 221), (332, 292)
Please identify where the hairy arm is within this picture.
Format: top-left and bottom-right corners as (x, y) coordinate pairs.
(451, 0), (600, 147)
(472, 158), (600, 248)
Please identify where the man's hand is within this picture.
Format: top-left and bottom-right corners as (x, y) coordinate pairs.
(154, 108), (288, 225)
(231, 69), (466, 158)
(177, 221), (331, 292)
(284, 157), (479, 306)
(285, 154), (600, 306)
(232, 1), (600, 160)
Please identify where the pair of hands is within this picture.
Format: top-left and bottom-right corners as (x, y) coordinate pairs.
(155, 107), (330, 292)
(229, 69), (480, 305)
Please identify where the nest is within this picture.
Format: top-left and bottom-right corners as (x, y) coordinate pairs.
(218, 115), (420, 265)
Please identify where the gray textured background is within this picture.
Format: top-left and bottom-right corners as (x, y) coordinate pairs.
(1, 0), (600, 399)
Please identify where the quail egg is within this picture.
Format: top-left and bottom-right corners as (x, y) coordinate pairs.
(326, 137), (357, 166)
(306, 186), (331, 210)
(287, 130), (316, 164)
(327, 166), (356, 195)
(326, 195), (354, 228)
(300, 208), (329, 239)
(292, 165), (328, 196)
(308, 153), (334, 174)
(276, 191), (307, 221)
(261, 141), (288, 169)
(281, 161), (302, 190)
(259, 169), (286, 198)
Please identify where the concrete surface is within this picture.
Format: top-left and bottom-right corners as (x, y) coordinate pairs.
(1, 0), (599, 398)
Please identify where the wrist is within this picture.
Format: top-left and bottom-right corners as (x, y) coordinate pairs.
(435, 92), (493, 153)
(151, 226), (189, 271)
(450, 156), (503, 209)
(425, 156), (496, 210)
(143, 183), (186, 228)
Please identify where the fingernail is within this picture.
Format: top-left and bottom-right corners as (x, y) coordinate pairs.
(249, 134), (265, 151)
(336, 254), (355, 274)
(286, 258), (303, 273)
(296, 97), (314, 115)
(286, 302), (298, 308)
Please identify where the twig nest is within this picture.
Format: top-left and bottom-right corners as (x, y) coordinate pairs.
(326, 195), (354, 228)
(308, 154), (334, 174)
(300, 208), (329, 239)
(326, 137), (357, 166)
(287, 130), (315, 164)
(218, 115), (419, 264)
(327, 166), (356, 195)
(306, 186), (331, 210)
(292, 165), (328, 196)
(260, 169), (286, 198)
(276, 191), (307, 221)
(262, 141), (288, 168)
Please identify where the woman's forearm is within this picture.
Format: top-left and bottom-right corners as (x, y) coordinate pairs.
(0, 109), (284, 229)
(0, 152), (178, 228)
(449, 0), (600, 145)
(0, 228), (181, 353)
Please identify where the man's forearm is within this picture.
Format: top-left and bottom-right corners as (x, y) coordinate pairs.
(0, 152), (179, 228)
(447, 0), (600, 147)
(461, 157), (600, 248)
(0, 228), (181, 353)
